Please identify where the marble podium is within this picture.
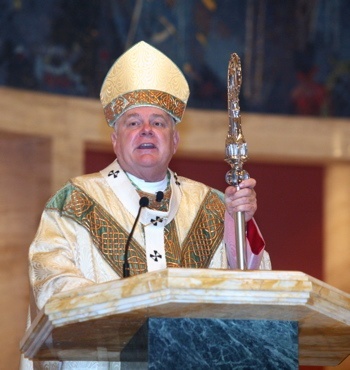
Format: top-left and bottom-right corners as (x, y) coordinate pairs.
(20, 269), (350, 367)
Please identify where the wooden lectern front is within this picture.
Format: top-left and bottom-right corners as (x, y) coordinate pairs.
(20, 269), (350, 368)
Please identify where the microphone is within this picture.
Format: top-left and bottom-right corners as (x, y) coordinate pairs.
(156, 191), (164, 202)
(123, 196), (149, 278)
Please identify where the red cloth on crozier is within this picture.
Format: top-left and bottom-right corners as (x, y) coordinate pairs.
(224, 211), (266, 269)
(246, 219), (265, 255)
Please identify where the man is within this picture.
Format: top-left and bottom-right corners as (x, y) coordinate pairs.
(21, 41), (270, 370)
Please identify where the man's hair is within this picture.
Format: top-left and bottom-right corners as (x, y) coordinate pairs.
(113, 110), (178, 131)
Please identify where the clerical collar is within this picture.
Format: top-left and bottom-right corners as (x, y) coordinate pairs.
(126, 172), (168, 193)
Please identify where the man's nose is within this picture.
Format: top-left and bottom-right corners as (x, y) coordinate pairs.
(140, 122), (154, 136)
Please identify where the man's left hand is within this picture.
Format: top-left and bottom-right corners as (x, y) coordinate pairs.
(224, 178), (257, 222)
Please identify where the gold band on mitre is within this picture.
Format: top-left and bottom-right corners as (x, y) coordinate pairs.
(100, 41), (190, 127)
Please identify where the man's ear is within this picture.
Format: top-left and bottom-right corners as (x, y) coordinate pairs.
(173, 130), (180, 154)
(111, 130), (117, 142)
(111, 131), (118, 153)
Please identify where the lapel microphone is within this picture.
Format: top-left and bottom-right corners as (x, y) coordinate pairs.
(123, 196), (149, 278)
(156, 191), (164, 202)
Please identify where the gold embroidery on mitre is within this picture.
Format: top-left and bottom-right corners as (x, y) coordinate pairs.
(181, 191), (225, 268)
(100, 41), (189, 126)
(104, 89), (186, 127)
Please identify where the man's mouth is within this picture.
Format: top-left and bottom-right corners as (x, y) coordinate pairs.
(137, 143), (156, 149)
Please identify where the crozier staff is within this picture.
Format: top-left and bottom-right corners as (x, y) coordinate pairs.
(21, 41), (271, 370)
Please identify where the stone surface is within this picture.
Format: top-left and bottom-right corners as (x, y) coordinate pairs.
(121, 318), (298, 370)
(20, 268), (350, 366)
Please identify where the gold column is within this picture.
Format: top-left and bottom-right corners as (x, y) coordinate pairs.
(324, 163), (350, 370)
(324, 163), (350, 293)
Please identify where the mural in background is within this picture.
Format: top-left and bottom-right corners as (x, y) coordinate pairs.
(1, 0), (350, 117)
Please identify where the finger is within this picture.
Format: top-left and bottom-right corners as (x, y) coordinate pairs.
(229, 188), (256, 203)
(239, 178), (256, 189)
(225, 185), (238, 198)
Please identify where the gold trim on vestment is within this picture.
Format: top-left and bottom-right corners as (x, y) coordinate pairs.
(47, 182), (225, 277)
(181, 191), (225, 268)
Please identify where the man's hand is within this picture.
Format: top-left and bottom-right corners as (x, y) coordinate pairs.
(224, 178), (257, 222)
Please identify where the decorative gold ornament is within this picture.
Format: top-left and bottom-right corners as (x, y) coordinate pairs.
(100, 41), (190, 126)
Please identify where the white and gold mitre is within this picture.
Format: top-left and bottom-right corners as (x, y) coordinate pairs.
(100, 41), (190, 127)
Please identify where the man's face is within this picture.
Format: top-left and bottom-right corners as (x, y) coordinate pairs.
(111, 106), (180, 182)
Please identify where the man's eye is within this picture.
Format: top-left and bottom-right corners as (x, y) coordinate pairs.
(153, 121), (164, 127)
(127, 121), (139, 127)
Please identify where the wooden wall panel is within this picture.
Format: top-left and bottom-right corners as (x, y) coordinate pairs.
(0, 133), (51, 369)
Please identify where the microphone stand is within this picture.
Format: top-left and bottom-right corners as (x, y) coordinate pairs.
(225, 53), (250, 270)
(123, 197), (149, 278)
